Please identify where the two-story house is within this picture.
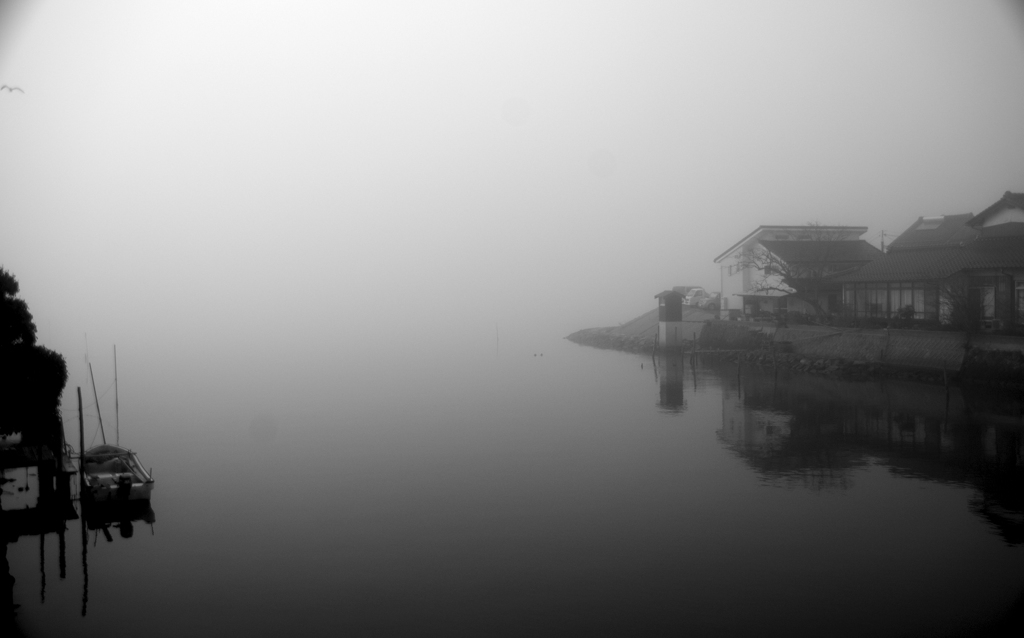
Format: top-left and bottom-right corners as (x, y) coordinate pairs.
(713, 225), (878, 319)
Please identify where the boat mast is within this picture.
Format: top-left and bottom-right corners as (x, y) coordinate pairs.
(87, 361), (106, 445)
(114, 345), (119, 446)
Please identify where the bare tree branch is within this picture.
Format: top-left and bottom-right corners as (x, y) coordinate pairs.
(938, 275), (975, 336)
(735, 223), (853, 320)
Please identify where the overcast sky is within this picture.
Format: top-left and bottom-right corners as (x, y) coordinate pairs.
(3, 1), (1024, 372)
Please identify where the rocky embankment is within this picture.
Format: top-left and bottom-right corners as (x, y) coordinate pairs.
(566, 306), (717, 353)
(565, 308), (659, 353)
(566, 326), (657, 353)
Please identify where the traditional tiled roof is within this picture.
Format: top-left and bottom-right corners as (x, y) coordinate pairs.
(977, 222), (1024, 238)
(966, 191), (1024, 228)
(654, 290), (683, 299)
(713, 225), (868, 263)
(886, 213), (977, 250)
(737, 289), (789, 298)
(836, 235), (1024, 283)
(759, 240), (882, 264)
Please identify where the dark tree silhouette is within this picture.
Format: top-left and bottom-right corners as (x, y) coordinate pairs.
(0, 267), (67, 445)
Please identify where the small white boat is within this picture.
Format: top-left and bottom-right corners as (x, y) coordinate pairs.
(82, 444), (154, 502)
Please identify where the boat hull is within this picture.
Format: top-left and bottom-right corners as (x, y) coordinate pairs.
(83, 476), (154, 502)
(82, 444), (155, 502)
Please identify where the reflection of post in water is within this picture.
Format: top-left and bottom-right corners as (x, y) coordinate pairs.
(76, 496), (155, 620)
(86, 501), (155, 542)
(0, 384), (85, 627)
(39, 532), (45, 604)
(58, 527), (66, 580)
(658, 351), (686, 412)
(77, 385), (89, 617)
(80, 504), (88, 617)
(1, 514), (14, 632)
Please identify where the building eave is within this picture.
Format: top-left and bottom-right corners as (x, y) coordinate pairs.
(713, 226), (870, 264)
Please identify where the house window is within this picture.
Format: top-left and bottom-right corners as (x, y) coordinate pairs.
(966, 276), (997, 329)
(843, 282), (938, 320)
(888, 283), (924, 317)
(867, 288), (886, 316)
(923, 286), (938, 320)
(983, 287), (995, 319)
(889, 286), (905, 315)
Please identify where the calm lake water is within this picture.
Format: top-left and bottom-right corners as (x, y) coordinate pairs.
(6, 337), (1024, 637)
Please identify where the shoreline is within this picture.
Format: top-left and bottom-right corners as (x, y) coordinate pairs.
(567, 316), (1024, 391)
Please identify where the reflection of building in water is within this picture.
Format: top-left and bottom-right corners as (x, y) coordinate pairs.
(1, 475), (155, 625)
(0, 487), (78, 629)
(718, 372), (846, 488)
(714, 363), (1024, 543)
(658, 352), (687, 413)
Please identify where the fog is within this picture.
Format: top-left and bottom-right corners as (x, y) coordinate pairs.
(2, 1), (1024, 417)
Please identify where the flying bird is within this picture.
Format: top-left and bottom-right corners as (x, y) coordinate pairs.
(1, 85), (24, 93)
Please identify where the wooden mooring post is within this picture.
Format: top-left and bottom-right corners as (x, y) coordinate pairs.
(77, 387), (84, 482)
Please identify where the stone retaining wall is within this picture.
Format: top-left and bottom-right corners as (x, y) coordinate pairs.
(704, 321), (1024, 375)
(885, 330), (966, 371)
(775, 327), (887, 363)
(699, 321), (775, 350)
(773, 326), (966, 370)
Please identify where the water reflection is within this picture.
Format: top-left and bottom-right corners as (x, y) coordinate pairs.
(5, 342), (1024, 636)
(715, 361), (1024, 544)
(86, 501), (156, 543)
(657, 352), (687, 412)
(1, 496), (156, 624)
(0, 497), (77, 633)
(80, 501), (156, 617)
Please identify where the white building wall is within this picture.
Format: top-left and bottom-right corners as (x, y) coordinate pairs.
(719, 260), (748, 318)
(659, 321), (684, 347)
(981, 208), (1024, 226)
(1, 465), (39, 510)
(715, 226), (866, 319)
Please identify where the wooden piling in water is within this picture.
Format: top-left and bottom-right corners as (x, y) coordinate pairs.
(77, 387), (84, 479)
